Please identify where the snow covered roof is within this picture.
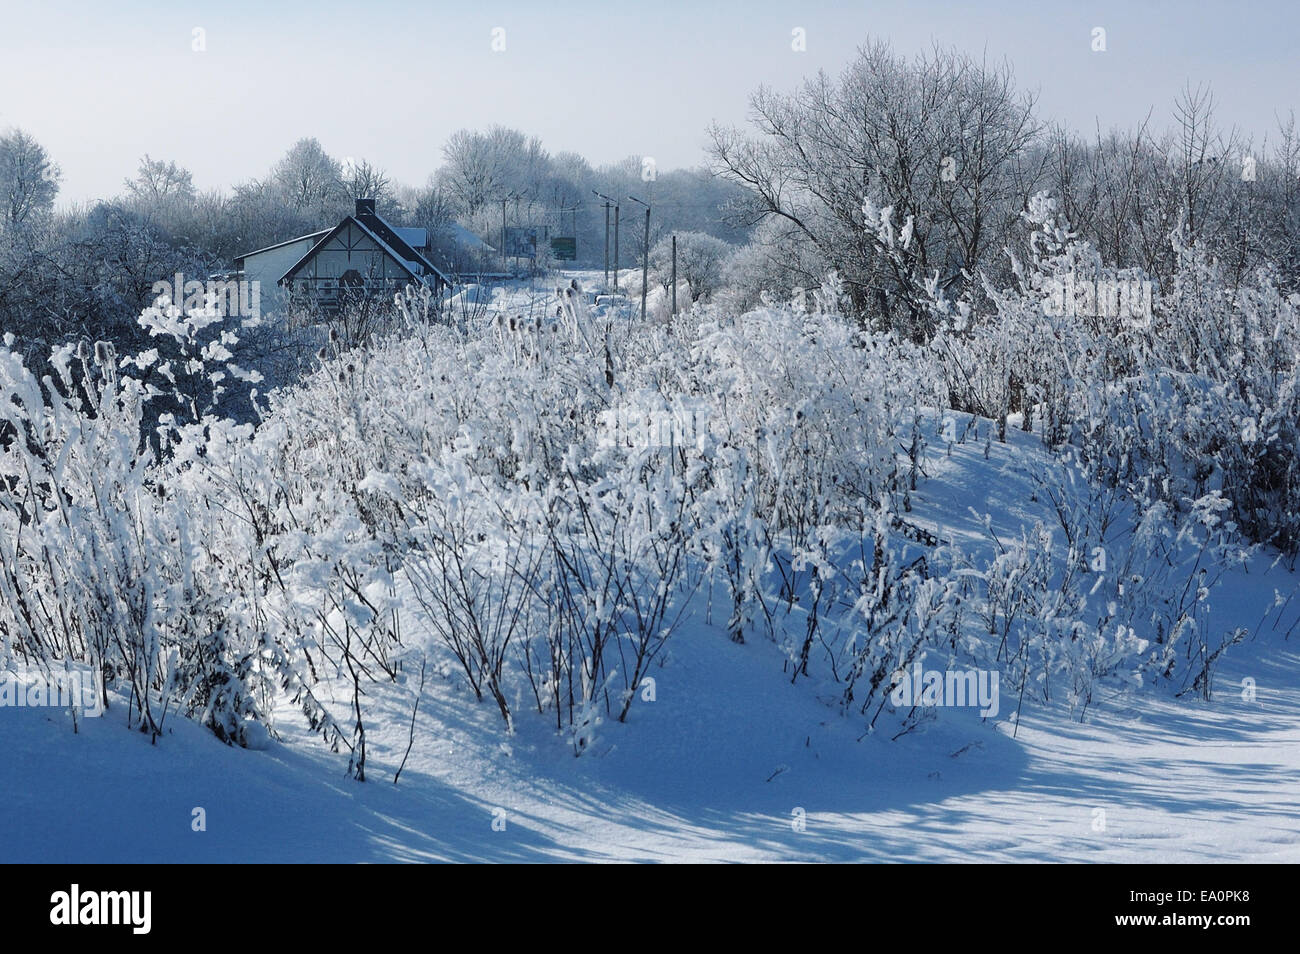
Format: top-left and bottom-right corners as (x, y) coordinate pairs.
(235, 228), (331, 265)
(444, 222), (494, 252)
(394, 227), (427, 249)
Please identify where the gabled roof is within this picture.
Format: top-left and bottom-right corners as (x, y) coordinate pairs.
(444, 222), (495, 252)
(234, 228), (331, 266)
(279, 212), (451, 288)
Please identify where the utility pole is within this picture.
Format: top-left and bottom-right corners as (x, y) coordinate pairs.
(514, 195), (522, 272)
(671, 233), (677, 316)
(593, 190), (616, 291)
(628, 195), (650, 322)
(499, 196), (507, 274)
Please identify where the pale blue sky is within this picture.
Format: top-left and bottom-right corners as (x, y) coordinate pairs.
(1, 0), (1296, 204)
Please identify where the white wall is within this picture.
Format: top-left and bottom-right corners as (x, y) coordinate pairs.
(241, 236), (322, 317)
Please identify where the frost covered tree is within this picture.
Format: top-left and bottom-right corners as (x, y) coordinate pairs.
(338, 158), (392, 207)
(272, 137), (344, 214)
(0, 128), (60, 230)
(124, 155), (196, 205)
(440, 126), (540, 217)
(649, 231), (731, 305)
(710, 38), (1041, 333)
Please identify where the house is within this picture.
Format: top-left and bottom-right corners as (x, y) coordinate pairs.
(235, 199), (452, 315)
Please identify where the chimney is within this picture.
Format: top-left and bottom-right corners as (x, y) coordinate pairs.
(355, 198), (376, 216)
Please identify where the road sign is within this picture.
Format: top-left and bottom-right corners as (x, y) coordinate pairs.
(504, 226), (549, 258)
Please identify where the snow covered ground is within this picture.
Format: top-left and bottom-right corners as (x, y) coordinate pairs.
(4, 416), (1295, 863)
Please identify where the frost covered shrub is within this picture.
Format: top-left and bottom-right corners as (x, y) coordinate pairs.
(968, 454), (1248, 725)
(265, 292), (694, 750)
(1136, 249), (1300, 557)
(5, 241), (1255, 761)
(671, 304), (943, 645)
(689, 306), (939, 526)
(256, 287), (941, 747)
(754, 449), (1249, 735)
(936, 192), (1300, 559)
(133, 292), (266, 426)
(827, 502), (967, 734)
(0, 321), (272, 743)
(0, 296), (402, 759)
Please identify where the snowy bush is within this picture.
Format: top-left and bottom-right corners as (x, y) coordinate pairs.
(0, 242), (1266, 764)
(0, 316), (273, 743)
(935, 192), (1300, 560)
